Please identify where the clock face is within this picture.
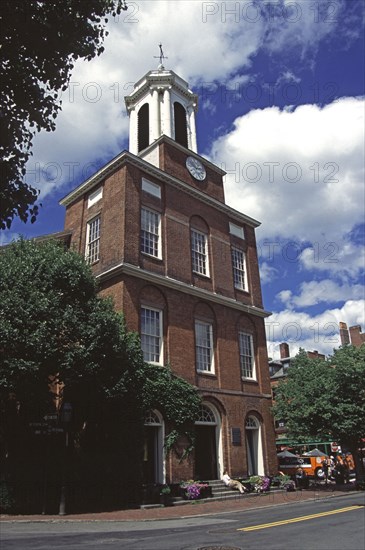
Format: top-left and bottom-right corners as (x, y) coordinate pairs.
(186, 156), (206, 181)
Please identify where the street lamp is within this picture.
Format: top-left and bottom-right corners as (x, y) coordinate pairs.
(59, 402), (72, 516)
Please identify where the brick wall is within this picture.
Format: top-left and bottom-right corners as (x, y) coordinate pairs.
(63, 140), (277, 480)
(159, 141), (225, 203)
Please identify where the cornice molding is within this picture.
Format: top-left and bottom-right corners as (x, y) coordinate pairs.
(96, 261), (271, 319)
(198, 388), (273, 399)
(60, 145), (261, 228)
(124, 69), (198, 110)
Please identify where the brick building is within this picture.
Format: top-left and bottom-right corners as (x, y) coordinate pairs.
(60, 64), (277, 483)
(339, 322), (365, 348)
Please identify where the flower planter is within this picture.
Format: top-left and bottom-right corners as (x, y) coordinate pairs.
(160, 494), (173, 506)
(180, 481), (210, 500)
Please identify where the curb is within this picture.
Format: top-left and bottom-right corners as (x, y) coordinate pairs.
(1, 488), (362, 523)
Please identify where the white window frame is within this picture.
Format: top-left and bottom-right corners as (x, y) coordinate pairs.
(229, 222), (245, 239)
(85, 216), (100, 264)
(141, 207), (161, 258)
(141, 306), (163, 364)
(195, 321), (214, 373)
(232, 247), (247, 291)
(191, 229), (209, 277)
(239, 332), (255, 380)
(141, 178), (161, 199)
(88, 187), (103, 208)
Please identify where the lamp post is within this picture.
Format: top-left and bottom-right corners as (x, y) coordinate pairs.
(59, 402), (72, 516)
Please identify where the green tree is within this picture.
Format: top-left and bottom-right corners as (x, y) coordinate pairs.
(0, 0), (127, 230)
(0, 239), (201, 511)
(272, 346), (365, 478)
(0, 238), (136, 410)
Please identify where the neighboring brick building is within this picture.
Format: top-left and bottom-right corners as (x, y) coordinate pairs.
(339, 322), (365, 348)
(60, 64), (277, 483)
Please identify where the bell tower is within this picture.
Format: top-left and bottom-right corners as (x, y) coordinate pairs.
(125, 48), (198, 155)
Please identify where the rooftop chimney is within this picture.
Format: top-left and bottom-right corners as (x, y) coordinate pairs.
(280, 342), (290, 359)
(339, 322), (350, 345)
(349, 325), (365, 348)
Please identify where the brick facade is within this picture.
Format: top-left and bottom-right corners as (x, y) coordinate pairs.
(61, 91), (277, 483)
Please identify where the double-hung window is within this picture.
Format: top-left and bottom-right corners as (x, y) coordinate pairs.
(141, 208), (161, 258)
(232, 247), (247, 290)
(86, 217), (100, 264)
(141, 307), (163, 364)
(239, 332), (255, 379)
(191, 229), (209, 276)
(195, 321), (214, 373)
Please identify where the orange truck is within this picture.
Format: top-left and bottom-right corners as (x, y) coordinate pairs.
(278, 453), (355, 479)
(278, 454), (328, 478)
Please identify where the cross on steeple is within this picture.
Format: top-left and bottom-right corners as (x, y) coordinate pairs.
(154, 43), (168, 67)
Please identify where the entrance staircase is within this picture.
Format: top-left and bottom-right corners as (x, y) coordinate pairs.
(172, 479), (251, 506)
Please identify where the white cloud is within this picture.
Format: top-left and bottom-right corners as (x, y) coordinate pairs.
(0, 232), (20, 246)
(24, 0), (361, 202)
(259, 261), (280, 284)
(210, 97), (365, 278)
(273, 70), (301, 87)
(261, 0), (342, 57)
(299, 241), (365, 278)
(25, 0), (268, 199)
(266, 299), (365, 359)
(277, 279), (365, 308)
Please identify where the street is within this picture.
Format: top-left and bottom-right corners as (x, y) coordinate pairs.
(1, 492), (364, 550)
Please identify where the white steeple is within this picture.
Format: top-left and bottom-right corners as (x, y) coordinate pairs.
(124, 49), (198, 155)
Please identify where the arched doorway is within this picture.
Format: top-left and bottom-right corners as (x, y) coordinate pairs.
(245, 415), (264, 476)
(143, 410), (164, 484)
(195, 403), (222, 480)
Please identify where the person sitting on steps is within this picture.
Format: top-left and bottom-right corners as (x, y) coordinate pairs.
(222, 470), (246, 494)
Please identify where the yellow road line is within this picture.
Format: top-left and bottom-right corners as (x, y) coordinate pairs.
(238, 506), (362, 531)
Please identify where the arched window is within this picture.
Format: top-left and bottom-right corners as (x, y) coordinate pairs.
(138, 103), (149, 152)
(245, 416), (259, 429)
(174, 102), (188, 148)
(144, 410), (162, 425)
(196, 404), (217, 425)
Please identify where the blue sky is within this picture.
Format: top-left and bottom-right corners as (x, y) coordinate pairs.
(2, 0), (364, 358)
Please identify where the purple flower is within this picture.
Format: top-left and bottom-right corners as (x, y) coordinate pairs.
(181, 481), (209, 500)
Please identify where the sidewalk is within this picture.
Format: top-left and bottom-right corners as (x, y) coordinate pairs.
(1, 484), (361, 523)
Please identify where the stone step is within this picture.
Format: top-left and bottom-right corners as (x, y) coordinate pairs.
(170, 479), (284, 506)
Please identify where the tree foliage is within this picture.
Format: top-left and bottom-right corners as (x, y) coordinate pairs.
(272, 346), (365, 469)
(0, 238), (200, 423)
(0, 0), (127, 229)
(0, 239), (202, 510)
(0, 238), (136, 412)
(142, 365), (201, 457)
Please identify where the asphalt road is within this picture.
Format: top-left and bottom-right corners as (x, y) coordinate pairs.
(1, 492), (364, 550)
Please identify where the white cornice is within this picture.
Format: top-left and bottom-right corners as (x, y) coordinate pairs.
(96, 262), (271, 319)
(124, 69), (198, 111)
(59, 144), (261, 228)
